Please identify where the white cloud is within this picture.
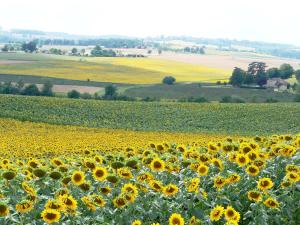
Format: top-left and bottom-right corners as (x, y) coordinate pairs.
(0, 0), (299, 45)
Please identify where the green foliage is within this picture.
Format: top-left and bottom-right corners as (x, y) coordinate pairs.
(22, 84), (40, 96)
(279, 64), (294, 79)
(220, 95), (245, 103)
(21, 41), (37, 53)
(41, 81), (54, 96)
(295, 69), (300, 82)
(67, 90), (80, 99)
(104, 85), (117, 99)
(229, 67), (245, 87)
(0, 95), (299, 135)
(266, 68), (281, 78)
(91, 45), (116, 57)
(162, 76), (176, 85)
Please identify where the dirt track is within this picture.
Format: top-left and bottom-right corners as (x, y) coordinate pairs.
(0, 60), (33, 65)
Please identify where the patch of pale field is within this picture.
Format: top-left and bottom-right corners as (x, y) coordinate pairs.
(0, 60), (33, 65)
(34, 84), (103, 94)
(151, 51), (300, 70)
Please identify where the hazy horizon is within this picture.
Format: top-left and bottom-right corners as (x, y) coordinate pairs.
(1, 0), (300, 45)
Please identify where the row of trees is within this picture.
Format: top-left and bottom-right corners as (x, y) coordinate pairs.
(230, 62), (298, 87)
(90, 45), (117, 57)
(0, 81), (53, 96)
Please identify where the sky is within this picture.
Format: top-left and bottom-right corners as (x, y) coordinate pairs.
(0, 0), (300, 45)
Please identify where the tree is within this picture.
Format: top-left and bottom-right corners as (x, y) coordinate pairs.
(80, 49), (86, 56)
(67, 90), (80, 98)
(294, 69), (300, 82)
(71, 48), (78, 55)
(104, 85), (117, 99)
(1, 44), (9, 52)
(41, 81), (54, 96)
(22, 84), (40, 96)
(22, 41), (37, 53)
(162, 76), (176, 85)
(147, 49), (152, 54)
(279, 64), (294, 79)
(229, 67), (245, 87)
(256, 72), (268, 86)
(266, 68), (280, 78)
(158, 49), (162, 54)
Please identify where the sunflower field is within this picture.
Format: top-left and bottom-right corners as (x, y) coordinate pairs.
(0, 119), (299, 225)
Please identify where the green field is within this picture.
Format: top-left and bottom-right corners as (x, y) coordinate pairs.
(0, 94), (299, 135)
(0, 53), (230, 84)
(124, 83), (296, 102)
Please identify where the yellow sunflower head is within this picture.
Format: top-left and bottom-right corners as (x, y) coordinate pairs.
(150, 158), (165, 172)
(41, 209), (61, 224)
(71, 170), (85, 185)
(210, 205), (224, 221)
(257, 178), (273, 190)
(169, 213), (185, 225)
(93, 166), (108, 181)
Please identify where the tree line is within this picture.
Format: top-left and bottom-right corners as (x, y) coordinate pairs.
(229, 62), (299, 87)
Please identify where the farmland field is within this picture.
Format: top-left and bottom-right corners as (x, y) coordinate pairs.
(0, 53), (230, 84)
(0, 95), (299, 135)
(0, 116), (299, 224)
(124, 83), (296, 102)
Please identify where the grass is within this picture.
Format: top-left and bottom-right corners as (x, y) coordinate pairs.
(0, 94), (299, 135)
(124, 83), (296, 102)
(0, 53), (230, 84)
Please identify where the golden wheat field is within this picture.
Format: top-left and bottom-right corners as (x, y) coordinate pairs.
(0, 118), (299, 224)
(0, 53), (230, 84)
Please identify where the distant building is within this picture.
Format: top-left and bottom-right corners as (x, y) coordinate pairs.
(265, 78), (289, 91)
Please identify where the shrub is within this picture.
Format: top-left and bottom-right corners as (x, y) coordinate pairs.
(104, 85), (117, 99)
(67, 90), (80, 99)
(294, 94), (300, 102)
(220, 96), (245, 103)
(162, 76), (176, 85)
(41, 81), (54, 97)
(22, 84), (40, 96)
(81, 92), (92, 99)
(265, 98), (279, 103)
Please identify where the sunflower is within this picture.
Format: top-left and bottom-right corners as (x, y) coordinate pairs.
(188, 216), (201, 225)
(224, 206), (240, 222)
(246, 165), (260, 176)
(118, 167), (133, 179)
(0, 202), (9, 217)
(210, 205), (224, 221)
(286, 171), (300, 183)
(100, 186), (112, 195)
(247, 190), (262, 202)
(264, 197), (279, 209)
(41, 209), (61, 224)
(59, 195), (77, 211)
(197, 164), (209, 176)
(226, 173), (240, 183)
(214, 176), (227, 189)
(163, 184), (179, 197)
(169, 213), (184, 225)
(257, 178), (273, 190)
(71, 170), (85, 185)
(16, 200), (34, 213)
(2, 170), (16, 180)
(211, 158), (224, 171)
(113, 196), (127, 208)
(236, 153), (249, 167)
(93, 195), (106, 207)
(93, 166), (108, 181)
(239, 143), (252, 154)
(81, 196), (96, 211)
(186, 177), (200, 193)
(122, 183), (139, 198)
(137, 172), (154, 182)
(150, 158), (165, 172)
(45, 199), (66, 212)
(132, 220), (142, 225)
(149, 180), (163, 192)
